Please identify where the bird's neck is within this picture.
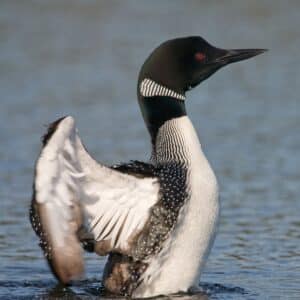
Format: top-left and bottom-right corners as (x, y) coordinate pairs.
(138, 95), (203, 165)
(151, 114), (202, 165)
(138, 96), (187, 146)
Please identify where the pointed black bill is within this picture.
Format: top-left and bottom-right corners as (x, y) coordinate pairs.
(215, 48), (267, 65)
(189, 47), (267, 89)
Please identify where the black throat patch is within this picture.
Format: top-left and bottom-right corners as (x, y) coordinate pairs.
(138, 79), (187, 146)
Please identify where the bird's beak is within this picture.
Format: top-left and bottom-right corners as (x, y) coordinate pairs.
(188, 47), (267, 89)
(214, 48), (267, 65)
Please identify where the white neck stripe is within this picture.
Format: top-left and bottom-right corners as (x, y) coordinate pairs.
(140, 78), (185, 101)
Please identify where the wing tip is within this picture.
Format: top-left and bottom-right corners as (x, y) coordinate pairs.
(31, 200), (85, 284)
(42, 116), (75, 146)
(49, 248), (85, 284)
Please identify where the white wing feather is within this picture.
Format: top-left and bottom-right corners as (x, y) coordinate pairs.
(33, 116), (159, 283)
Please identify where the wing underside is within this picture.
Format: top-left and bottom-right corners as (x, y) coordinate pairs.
(30, 116), (160, 283)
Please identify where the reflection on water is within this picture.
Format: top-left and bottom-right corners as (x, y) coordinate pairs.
(0, 0), (300, 299)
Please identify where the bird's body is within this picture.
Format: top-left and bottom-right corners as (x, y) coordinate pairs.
(30, 36), (265, 297)
(132, 115), (219, 297)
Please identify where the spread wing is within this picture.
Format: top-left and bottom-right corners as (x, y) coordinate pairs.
(30, 116), (160, 284)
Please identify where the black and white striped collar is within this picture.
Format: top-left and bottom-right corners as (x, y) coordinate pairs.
(140, 78), (186, 101)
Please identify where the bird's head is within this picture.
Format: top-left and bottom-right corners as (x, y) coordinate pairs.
(137, 36), (266, 141)
(138, 36), (266, 98)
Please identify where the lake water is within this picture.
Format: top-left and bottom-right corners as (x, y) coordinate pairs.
(0, 1), (299, 299)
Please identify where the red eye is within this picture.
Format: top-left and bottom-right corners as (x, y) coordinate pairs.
(195, 52), (206, 61)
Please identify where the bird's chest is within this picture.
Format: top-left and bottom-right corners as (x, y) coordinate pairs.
(134, 154), (219, 298)
(180, 154), (220, 258)
(133, 116), (219, 297)
(160, 149), (219, 282)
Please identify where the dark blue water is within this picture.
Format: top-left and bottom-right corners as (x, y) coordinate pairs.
(1, 1), (299, 299)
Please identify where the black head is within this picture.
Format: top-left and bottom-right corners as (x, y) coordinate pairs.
(137, 36), (266, 144)
(138, 36), (266, 95)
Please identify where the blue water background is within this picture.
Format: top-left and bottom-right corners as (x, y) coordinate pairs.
(0, 1), (299, 299)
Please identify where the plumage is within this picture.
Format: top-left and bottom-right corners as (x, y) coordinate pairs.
(30, 36), (266, 297)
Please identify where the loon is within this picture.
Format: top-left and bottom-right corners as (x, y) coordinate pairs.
(29, 36), (265, 298)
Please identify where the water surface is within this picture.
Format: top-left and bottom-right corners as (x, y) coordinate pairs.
(0, 1), (299, 299)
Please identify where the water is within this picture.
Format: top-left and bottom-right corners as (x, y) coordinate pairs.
(0, 1), (299, 299)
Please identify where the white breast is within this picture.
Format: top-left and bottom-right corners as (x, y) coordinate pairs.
(134, 116), (219, 298)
